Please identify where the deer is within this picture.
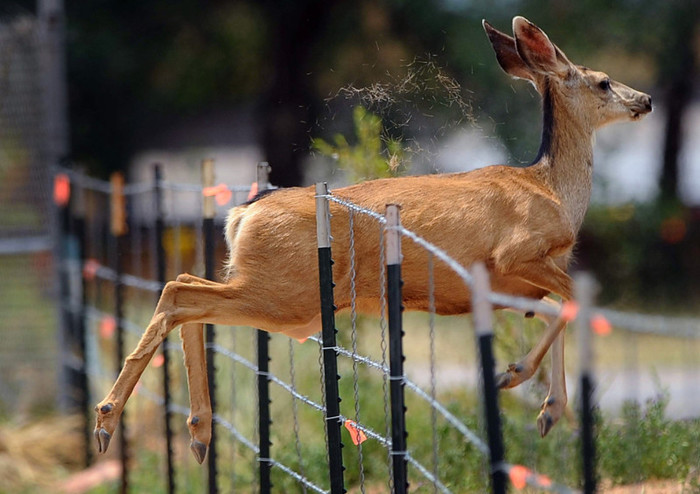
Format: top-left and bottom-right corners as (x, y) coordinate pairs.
(94, 16), (652, 463)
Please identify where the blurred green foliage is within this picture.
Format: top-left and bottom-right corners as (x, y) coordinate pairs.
(312, 106), (407, 182)
(77, 388), (700, 493)
(580, 199), (700, 308)
(598, 391), (700, 487)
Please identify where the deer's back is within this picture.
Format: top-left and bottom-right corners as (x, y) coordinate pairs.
(222, 165), (567, 320)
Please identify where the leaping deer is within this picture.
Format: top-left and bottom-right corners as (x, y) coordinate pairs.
(94, 16), (652, 462)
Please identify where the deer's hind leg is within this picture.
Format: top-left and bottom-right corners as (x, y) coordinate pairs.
(94, 275), (273, 455)
(180, 323), (211, 463)
(174, 275), (219, 463)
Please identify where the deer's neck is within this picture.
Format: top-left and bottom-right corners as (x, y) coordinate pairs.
(532, 78), (595, 233)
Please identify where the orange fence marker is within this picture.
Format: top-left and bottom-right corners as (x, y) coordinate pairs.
(151, 353), (165, 368)
(560, 300), (579, 322)
(202, 183), (232, 206)
(344, 420), (367, 446)
(247, 181), (259, 201)
(100, 316), (117, 339)
(535, 473), (553, 488)
(54, 173), (71, 206)
(507, 464), (529, 490)
(83, 258), (101, 280)
(591, 313), (612, 336)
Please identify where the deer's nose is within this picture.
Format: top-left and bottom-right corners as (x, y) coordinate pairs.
(643, 94), (652, 112)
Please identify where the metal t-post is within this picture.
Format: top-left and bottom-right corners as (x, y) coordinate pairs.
(315, 183), (346, 494)
(385, 204), (408, 494)
(471, 262), (507, 494)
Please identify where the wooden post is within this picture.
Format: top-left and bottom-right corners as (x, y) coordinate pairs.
(110, 172), (128, 494)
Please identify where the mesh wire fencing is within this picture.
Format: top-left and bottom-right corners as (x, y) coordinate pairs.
(0, 9), (58, 418)
(57, 163), (700, 493)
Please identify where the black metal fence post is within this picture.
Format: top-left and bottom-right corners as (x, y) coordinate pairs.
(385, 204), (408, 494)
(154, 165), (176, 494)
(256, 162), (273, 493)
(257, 329), (272, 492)
(54, 171), (91, 466)
(202, 159), (219, 494)
(575, 273), (597, 494)
(110, 172), (129, 494)
(315, 182), (346, 494)
(72, 179), (92, 468)
(471, 262), (507, 494)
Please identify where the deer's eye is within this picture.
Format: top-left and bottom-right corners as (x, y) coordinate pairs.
(598, 79), (611, 91)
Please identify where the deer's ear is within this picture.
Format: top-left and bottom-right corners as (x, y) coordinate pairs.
(512, 16), (571, 77)
(483, 20), (535, 82)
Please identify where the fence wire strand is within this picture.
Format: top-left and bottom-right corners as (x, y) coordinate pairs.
(348, 209), (367, 492)
(66, 168), (699, 494)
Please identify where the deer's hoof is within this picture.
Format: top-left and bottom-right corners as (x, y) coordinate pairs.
(94, 427), (112, 453)
(537, 411), (554, 437)
(537, 396), (563, 437)
(190, 440), (208, 464)
(495, 363), (524, 389)
(495, 371), (512, 389)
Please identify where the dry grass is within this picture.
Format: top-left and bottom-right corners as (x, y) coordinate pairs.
(0, 415), (84, 493)
(602, 478), (697, 493)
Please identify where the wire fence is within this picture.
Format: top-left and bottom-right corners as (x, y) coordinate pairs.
(0, 8), (59, 419)
(54, 162), (700, 493)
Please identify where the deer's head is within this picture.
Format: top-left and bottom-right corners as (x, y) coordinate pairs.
(483, 16), (652, 130)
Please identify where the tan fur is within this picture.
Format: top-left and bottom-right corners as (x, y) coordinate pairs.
(93, 16), (652, 459)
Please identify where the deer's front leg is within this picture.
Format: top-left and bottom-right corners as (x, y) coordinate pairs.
(496, 297), (564, 390)
(495, 296), (570, 437)
(537, 330), (567, 437)
(180, 323), (212, 464)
